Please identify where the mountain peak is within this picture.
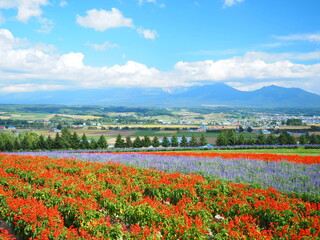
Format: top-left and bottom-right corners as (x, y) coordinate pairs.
(1, 83), (319, 107)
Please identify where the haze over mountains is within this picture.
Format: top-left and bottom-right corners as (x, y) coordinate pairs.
(1, 83), (320, 108)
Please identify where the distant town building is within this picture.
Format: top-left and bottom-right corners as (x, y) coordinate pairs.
(42, 119), (51, 124)
(50, 128), (61, 133)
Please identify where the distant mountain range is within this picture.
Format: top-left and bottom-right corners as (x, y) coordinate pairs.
(1, 83), (320, 108)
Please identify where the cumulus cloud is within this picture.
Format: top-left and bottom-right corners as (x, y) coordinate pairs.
(136, 27), (158, 40)
(0, 28), (15, 49)
(0, 28), (320, 94)
(0, 0), (48, 22)
(76, 8), (133, 31)
(223, 0), (244, 7)
(86, 41), (118, 51)
(76, 8), (158, 40)
(275, 33), (320, 43)
(59, 52), (84, 69)
(174, 56), (320, 81)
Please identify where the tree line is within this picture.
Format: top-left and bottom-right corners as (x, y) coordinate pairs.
(114, 134), (207, 148)
(0, 128), (108, 151)
(216, 130), (320, 146)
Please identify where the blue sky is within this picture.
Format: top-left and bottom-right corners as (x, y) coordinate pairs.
(0, 0), (320, 94)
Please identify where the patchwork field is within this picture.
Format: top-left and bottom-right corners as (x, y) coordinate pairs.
(0, 113), (54, 120)
(55, 114), (103, 120)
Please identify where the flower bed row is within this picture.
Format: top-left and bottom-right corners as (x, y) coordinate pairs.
(8, 151), (320, 202)
(137, 151), (320, 165)
(0, 153), (319, 239)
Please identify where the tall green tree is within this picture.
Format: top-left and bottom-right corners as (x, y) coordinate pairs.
(171, 135), (179, 147)
(278, 132), (289, 145)
(54, 133), (65, 149)
(125, 136), (133, 148)
(46, 135), (54, 150)
(90, 138), (98, 149)
(21, 135), (32, 150)
(151, 136), (160, 147)
(0, 136), (4, 151)
(226, 130), (237, 146)
(61, 127), (72, 148)
(133, 137), (142, 148)
(199, 134), (207, 146)
(246, 135), (255, 145)
(80, 133), (90, 149)
(4, 136), (14, 151)
(255, 131), (266, 145)
(309, 134), (319, 144)
(216, 132), (228, 146)
(299, 135), (307, 145)
(115, 134), (125, 148)
(37, 135), (47, 150)
(189, 135), (198, 147)
(266, 133), (277, 145)
(161, 136), (170, 147)
(236, 133), (246, 145)
(13, 138), (21, 150)
(70, 132), (80, 149)
(98, 135), (108, 149)
(180, 135), (188, 147)
(289, 135), (297, 145)
(142, 135), (152, 147)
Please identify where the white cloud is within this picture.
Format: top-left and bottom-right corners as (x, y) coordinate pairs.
(76, 8), (158, 40)
(59, 52), (84, 68)
(59, 0), (68, 7)
(137, 27), (158, 40)
(76, 8), (133, 31)
(240, 51), (320, 62)
(37, 17), (54, 33)
(2, 83), (65, 93)
(0, 0), (48, 22)
(174, 56), (320, 81)
(0, 28), (14, 49)
(0, 29), (319, 94)
(223, 0), (244, 7)
(275, 33), (320, 43)
(34, 42), (57, 53)
(86, 41), (118, 51)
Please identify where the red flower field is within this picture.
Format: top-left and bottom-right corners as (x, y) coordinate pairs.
(0, 153), (319, 239)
